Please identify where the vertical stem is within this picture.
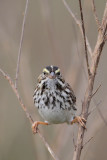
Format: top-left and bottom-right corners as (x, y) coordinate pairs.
(78, 0), (91, 77)
(15, 0), (29, 88)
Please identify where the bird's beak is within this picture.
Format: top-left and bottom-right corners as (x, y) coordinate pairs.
(48, 72), (56, 79)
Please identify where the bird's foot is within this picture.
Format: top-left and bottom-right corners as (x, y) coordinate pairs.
(32, 121), (48, 134)
(71, 116), (86, 129)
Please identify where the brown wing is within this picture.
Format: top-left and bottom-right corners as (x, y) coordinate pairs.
(37, 74), (43, 83)
(65, 82), (76, 104)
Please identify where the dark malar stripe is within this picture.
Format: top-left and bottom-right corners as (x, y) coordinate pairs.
(41, 82), (46, 95)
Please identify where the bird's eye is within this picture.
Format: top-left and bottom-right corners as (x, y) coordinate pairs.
(55, 69), (60, 75)
(43, 71), (49, 75)
(56, 72), (60, 75)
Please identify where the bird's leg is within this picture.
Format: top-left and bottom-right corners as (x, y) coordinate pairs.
(32, 121), (49, 134)
(71, 116), (86, 129)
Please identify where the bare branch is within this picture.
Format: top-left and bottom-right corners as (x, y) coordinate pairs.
(78, 0), (91, 77)
(88, 100), (102, 117)
(83, 136), (93, 148)
(73, 131), (76, 150)
(91, 0), (101, 29)
(15, 0), (29, 89)
(0, 68), (59, 160)
(62, 0), (93, 57)
(0, 68), (33, 123)
(38, 130), (60, 160)
(91, 84), (101, 98)
(72, 2), (107, 160)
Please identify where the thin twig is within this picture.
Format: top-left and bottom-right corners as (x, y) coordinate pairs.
(88, 100), (102, 117)
(15, 0), (29, 89)
(0, 68), (59, 160)
(0, 68), (33, 123)
(91, 0), (101, 29)
(78, 0), (91, 77)
(83, 137), (93, 148)
(38, 130), (60, 160)
(91, 84), (101, 98)
(73, 131), (76, 150)
(62, 0), (92, 57)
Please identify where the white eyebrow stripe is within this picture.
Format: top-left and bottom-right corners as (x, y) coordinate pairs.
(43, 68), (50, 73)
(55, 68), (60, 73)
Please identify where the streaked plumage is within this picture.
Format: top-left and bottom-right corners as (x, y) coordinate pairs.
(33, 65), (77, 124)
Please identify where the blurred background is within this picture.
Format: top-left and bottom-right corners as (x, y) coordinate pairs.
(0, 0), (107, 160)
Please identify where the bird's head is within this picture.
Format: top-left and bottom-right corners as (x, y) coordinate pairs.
(42, 65), (61, 79)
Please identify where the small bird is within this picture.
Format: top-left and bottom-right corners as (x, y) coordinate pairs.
(32, 65), (86, 133)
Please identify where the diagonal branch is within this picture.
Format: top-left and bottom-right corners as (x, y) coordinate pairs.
(72, 2), (107, 160)
(15, 0), (29, 89)
(0, 68), (34, 123)
(62, 0), (93, 57)
(0, 68), (59, 160)
(91, 0), (101, 29)
(83, 136), (93, 148)
(91, 84), (101, 98)
(38, 130), (60, 160)
(78, 0), (91, 77)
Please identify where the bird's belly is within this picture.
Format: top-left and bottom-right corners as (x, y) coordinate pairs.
(38, 101), (75, 124)
(34, 88), (76, 124)
(38, 107), (70, 124)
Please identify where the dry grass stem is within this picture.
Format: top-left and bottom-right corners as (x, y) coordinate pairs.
(78, 0), (91, 77)
(83, 137), (93, 148)
(15, 0), (29, 89)
(72, 132), (76, 150)
(72, 2), (107, 160)
(62, 0), (92, 57)
(0, 68), (34, 123)
(38, 130), (60, 160)
(91, 84), (101, 98)
(92, 0), (101, 29)
(88, 100), (102, 117)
